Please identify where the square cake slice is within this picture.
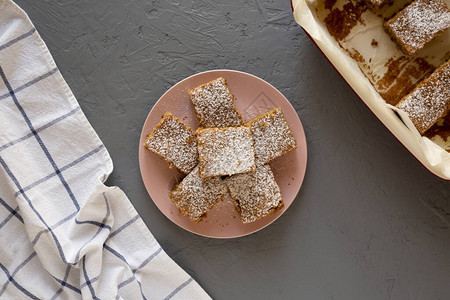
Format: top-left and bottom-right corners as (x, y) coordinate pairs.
(247, 107), (297, 166)
(144, 112), (198, 174)
(385, 0), (450, 55)
(196, 126), (255, 178)
(396, 59), (450, 134)
(188, 77), (243, 128)
(225, 164), (284, 224)
(170, 166), (227, 223)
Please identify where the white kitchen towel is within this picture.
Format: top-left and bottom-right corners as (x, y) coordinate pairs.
(0, 1), (211, 299)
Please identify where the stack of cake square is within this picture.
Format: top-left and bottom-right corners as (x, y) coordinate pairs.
(144, 77), (297, 223)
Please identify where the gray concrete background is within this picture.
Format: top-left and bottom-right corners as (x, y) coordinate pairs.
(15, 0), (450, 299)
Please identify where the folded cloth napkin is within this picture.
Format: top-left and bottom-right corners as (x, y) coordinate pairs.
(0, 1), (211, 299)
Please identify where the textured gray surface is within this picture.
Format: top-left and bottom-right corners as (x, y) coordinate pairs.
(15, 0), (450, 299)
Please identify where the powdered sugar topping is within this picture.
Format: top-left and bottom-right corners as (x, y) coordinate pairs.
(249, 107), (297, 166)
(197, 127), (256, 177)
(387, 0), (450, 53)
(145, 112), (198, 174)
(170, 166), (227, 223)
(225, 164), (283, 223)
(397, 60), (450, 133)
(189, 77), (243, 127)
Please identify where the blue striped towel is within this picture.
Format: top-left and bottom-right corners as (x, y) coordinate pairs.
(0, 1), (210, 299)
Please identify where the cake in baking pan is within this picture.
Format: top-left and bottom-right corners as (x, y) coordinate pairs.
(396, 59), (450, 134)
(385, 0), (450, 55)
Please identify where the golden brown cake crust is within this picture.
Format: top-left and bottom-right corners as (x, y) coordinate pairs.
(144, 112), (198, 174)
(188, 77), (243, 128)
(396, 59), (450, 134)
(247, 107), (297, 166)
(196, 126), (256, 178)
(385, 0), (450, 55)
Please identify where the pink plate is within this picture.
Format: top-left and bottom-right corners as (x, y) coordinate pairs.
(138, 70), (307, 238)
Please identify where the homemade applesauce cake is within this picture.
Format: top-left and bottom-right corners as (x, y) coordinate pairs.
(169, 166), (227, 223)
(144, 112), (198, 174)
(396, 59), (450, 134)
(248, 107), (297, 166)
(144, 77), (299, 224)
(196, 126), (256, 178)
(385, 0), (450, 55)
(188, 77), (243, 128)
(225, 164), (284, 224)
